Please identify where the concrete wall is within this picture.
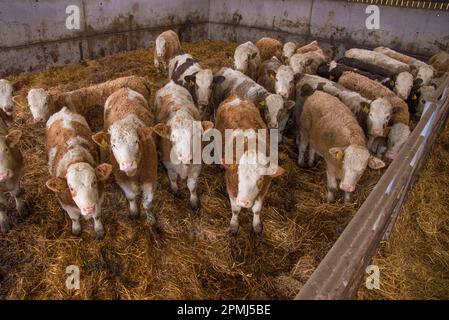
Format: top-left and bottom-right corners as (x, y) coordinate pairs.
(0, 0), (209, 77)
(1, 0), (448, 77)
(208, 0), (449, 59)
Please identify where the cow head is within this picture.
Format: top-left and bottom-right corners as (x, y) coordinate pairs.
(0, 130), (22, 182)
(329, 144), (385, 193)
(366, 98), (396, 138)
(185, 70), (225, 113)
(282, 42), (297, 63)
(92, 123), (153, 177)
(223, 149), (284, 209)
(274, 65), (296, 99)
(27, 88), (50, 124)
(385, 123), (410, 160)
(234, 51), (258, 75)
(260, 94), (295, 129)
(153, 109), (213, 164)
(46, 162), (112, 217)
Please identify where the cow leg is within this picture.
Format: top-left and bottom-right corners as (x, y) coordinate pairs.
(63, 204), (82, 237)
(141, 182), (156, 226)
(344, 192), (352, 203)
(163, 161), (179, 195)
(117, 180), (140, 219)
(0, 194), (10, 234)
(297, 132), (309, 168)
(251, 198), (263, 234)
(326, 170), (338, 203)
(307, 146), (316, 168)
(229, 197), (241, 235)
(11, 184), (29, 217)
(187, 167), (201, 210)
(93, 200), (105, 240)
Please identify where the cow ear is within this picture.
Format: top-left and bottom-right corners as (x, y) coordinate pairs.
(268, 165), (285, 178)
(300, 84), (314, 97)
(225, 51), (233, 59)
(392, 107), (402, 115)
(368, 156), (386, 170)
(284, 100), (295, 110)
(249, 52), (258, 59)
(92, 131), (110, 149)
(153, 123), (171, 139)
(201, 121), (214, 132)
(213, 75), (225, 85)
(184, 75), (196, 87)
(267, 70), (276, 80)
(329, 147), (345, 160)
(138, 126), (154, 141)
(95, 163), (112, 182)
(6, 130), (22, 147)
(46, 177), (67, 193)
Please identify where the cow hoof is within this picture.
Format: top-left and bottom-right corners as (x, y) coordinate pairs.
(146, 212), (157, 227)
(18, 203), (30, 217)
(72, 228), (82, 237)
(95, 229), (105, 240)
(129, 210), (139, 220)
(0, 222), (10, 235)
(190, 199), (200, 211)
(253, 223), (263, 235)
(229, 225), (239, 236)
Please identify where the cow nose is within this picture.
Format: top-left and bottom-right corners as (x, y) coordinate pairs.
(237, 199), (252, 208)
(340, 183), (355, 193)
(81, 205), (96, 216)
(120, 161), (136, 171)
(198, 100), (208, 106)
(278, 91), (288, 98)
(269, 122), (278, 129)
(0, 170), (11, 182)
(372, 128), (384, 137)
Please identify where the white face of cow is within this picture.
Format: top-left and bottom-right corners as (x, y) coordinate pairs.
(0, 130), (21, 182)
(417, 65), (434, 86)
(27, 88), (50, 123)
(168, 111), (194, 164)
(235, 150), (284, 208)
(394, 71), (413, 100)
(0, 80), (14, 116)
(194, 69), (214, 107)
(275, 65), (295, 99)
(386, 123), (410, 160)
(263, 94), (295, 129)
(66, 163), (101, 216)
(367, 98), (393, 137)
(109, 122), (140, 176)
(282, 42), (296, 60)
(329, 145), (385, 193)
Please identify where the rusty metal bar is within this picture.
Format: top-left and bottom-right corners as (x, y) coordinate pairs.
(340, 0), (449, 11)
(295, 79), (449, 300)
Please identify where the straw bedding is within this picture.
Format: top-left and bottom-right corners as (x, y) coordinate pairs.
(0, 39), (408, 300)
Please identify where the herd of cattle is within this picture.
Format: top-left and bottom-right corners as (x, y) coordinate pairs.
(0, 30), (447, 238)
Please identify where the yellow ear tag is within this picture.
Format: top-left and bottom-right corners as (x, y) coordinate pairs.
(335, 151), (343, 159)
(189, 80), (195, 86)
(269, 73), (275, 80)
(56, 180), (66, 193)
(389, 80), (394, 86)
(259, 101), (266, 108)
(362, 105), (370, 113)
(101, 139), (108, 149)
(412, 94), (417, 100)
(228, 56), (233, 61)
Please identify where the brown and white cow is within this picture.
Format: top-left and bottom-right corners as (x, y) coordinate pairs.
(154, 30), (182, 75)
(214, 67), (295, 139)
(27, 76), (152, 124)
(233, 41), (261, 80)
(92, 88), (158, 225)
(154, 81), (213, 210)
(0, 116), (27, 234)
(256, 37), (283, 61)
(216, 93), (285, 234)
(257, 56), (297, 101)
(297, 91), (385, 203)
(45, 107), (112, 239)
(289, 50), (326, 75)
(344, 48), (410, 74)
(168, 53), (225, 118)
